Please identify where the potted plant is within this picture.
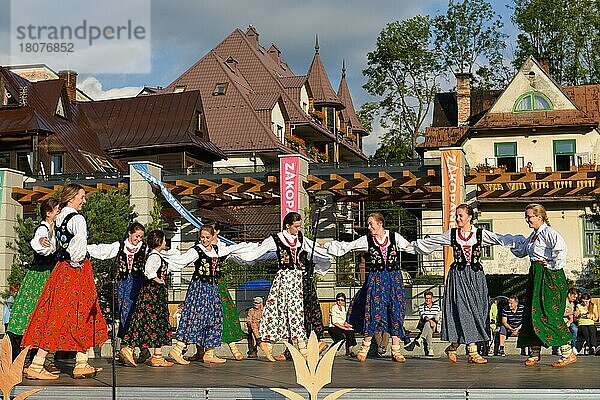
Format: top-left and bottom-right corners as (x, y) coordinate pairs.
(475, 163), (492, 173)
(578, 162), (596, 171)
(285, 135), (306, 151)
(309, 110), (325, 123)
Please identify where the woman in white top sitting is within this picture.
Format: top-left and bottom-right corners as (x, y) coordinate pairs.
(328, 292), (357, 356)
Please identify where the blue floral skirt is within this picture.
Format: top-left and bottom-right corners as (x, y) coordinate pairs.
(176, 280), (222, 348)
(117, 273), (143, 339)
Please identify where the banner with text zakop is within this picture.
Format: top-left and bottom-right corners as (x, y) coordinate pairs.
(279, 156), (300, 227)
(441, 148), (465, 279)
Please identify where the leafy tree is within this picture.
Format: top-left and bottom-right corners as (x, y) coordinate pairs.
(82, 188), (134, 321)
(145, 197), (166, 232)
(363, 15), (443, 159)
(433, 0), (508, 76)
(512, 0), (600, 84)
(5, 216), (37, 294)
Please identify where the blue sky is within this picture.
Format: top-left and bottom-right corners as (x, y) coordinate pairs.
(0, 0), (516, 155)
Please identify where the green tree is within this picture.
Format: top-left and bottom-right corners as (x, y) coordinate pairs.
(82, 188), (133, 319)
(145, 197), (166, 232)
(6, 216), (37, 292)
(512, 0), (600, 84)
(363, 15), (443, 159)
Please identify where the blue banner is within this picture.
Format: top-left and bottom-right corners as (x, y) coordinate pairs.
(131, 163), (236, 245)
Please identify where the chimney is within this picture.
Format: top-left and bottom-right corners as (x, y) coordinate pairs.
(538, 57), (551, 74)
(58, 70), (77, 102)
(245, 25), (259, 48)
(268, 44), (281, 64)
(455, 73), (472, 126)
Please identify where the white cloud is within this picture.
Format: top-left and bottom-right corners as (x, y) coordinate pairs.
(78, 76), (141, 100)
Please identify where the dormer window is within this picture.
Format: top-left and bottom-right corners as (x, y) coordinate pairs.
(1, 85), (18, 107)
(513, 92), (553, 112)
(173, 86), (186, 93)
(213, 83), (228, 95)
(56, 97), (66, 118)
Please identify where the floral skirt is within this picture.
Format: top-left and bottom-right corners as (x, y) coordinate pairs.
(218, 279), (244, 343)
(22, 259), (108, 352)
(348, 270), (406, 337)
(303, 275), (324, 339)
(518, 261), (571, 348)
(117, 273), (144, 339)
(176, 280), (222, 348)
(7, 264), (52, 336)
(260, 269), (305, 343)
(122, 280), (172, 349)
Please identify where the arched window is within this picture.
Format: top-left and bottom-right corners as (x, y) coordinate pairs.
(513, 92), (553, 112)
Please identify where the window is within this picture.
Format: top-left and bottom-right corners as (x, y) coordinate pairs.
(173, 86), (186, 93)
(476, 220), (493, 259)
(1, 85), (18, 106)
(583, 216), (600, 257)
(0, 152), (9, 168)
(276, 124), (284, 142)
(326, 107), (335, 133)
(494, 142), (517, 172)
(196, 111), (203, 132)
(213, 83), (228, 95)
(513, 92), (553, 112)
(55, 98), (66, 118)
(16, 152), (32, 175)
(51, 154), (63, 175)
(553, 139), (576, 171)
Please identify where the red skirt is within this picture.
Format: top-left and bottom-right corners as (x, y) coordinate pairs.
(22, 259), (108, 352)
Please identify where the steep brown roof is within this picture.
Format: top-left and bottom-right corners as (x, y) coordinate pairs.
(337, 64), (366, 135)
(307, 39), (344, 109)
(563, 85), (600, 121)
(80, 91), (225, 160)
(473, 109), (598, 130)
(420, 126), (469, 148)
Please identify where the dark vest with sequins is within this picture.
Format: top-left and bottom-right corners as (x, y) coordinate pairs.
(32, 224), (56, 268)
(191, 244), (221, 282)
(117, 241), (147, 281)
(450, 228), (483, 271)
(366, 232), (400, 272)
(273, 231), (304, 271)
(55, 212), (78, 262)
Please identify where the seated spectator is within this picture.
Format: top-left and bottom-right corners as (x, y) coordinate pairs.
(405, 290), (440, 356)
(575, 293), (598, 355)
(328, 293), (357, 357)
(552, 287), (579, 356)
(246, 296), (263, 358)
(498, 296), (524, 356)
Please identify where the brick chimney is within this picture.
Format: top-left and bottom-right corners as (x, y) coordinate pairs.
(455, 73), (472, 126)
(245, 25), (259, 48)
(538, 57), (551, 74)
(58, 70), (77, 102)
(268, 44), (281, 64)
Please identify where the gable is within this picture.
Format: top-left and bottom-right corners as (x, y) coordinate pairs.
(488, 57), (578, 114)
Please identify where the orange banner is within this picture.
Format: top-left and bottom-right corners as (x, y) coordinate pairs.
(441, 148), (465, 279)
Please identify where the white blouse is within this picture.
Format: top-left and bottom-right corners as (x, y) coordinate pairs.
(30, 221), (56, 256)
(55, 207), (88, 265)
(232, 231), (332, 275)
(165, 240), (258, 272)
(144, 250), (165, 280)
(329, 304), (347, 327)
(326, 230), (412, 257)
(510, 223), (566, 270)
(87, 238), (143, 263)
(412, 228), (522, 263)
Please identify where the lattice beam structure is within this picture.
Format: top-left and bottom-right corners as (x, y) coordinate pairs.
(465, 170), (600, 202)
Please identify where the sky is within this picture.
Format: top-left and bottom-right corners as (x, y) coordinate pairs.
(0, 0), (516, 155)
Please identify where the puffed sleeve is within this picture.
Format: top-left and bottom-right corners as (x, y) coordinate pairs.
(325, 236), (368, 257)
(67, 214), (88, 265)
(165, 247), (199, 272)
(228, 236), (277, 265)
(509, 234), (531, 258)
(30, 225), (55, 256)
(481, 229), (527, 248)
(412, 230), (452, 255)
(144, 253), (163, 280)
(394, 232), (413, 253)
(216, 240), (260, 258)
(548, 229), (567, 270)
(88, 241), (120, 260)
(301, 237), (333, 275)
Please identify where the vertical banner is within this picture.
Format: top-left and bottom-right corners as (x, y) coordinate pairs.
(441, 148), (465, 280)
(279, 155), (300, 226)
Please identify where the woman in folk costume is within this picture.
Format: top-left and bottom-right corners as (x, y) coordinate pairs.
(7, 198), (59, 373)
(22, 184), (108, 379)
(85, 222), (148, 366)
(325, 212), (411, 363)
(119, 230), (174, 367)
(167, 225), (257, 364)
(510, 203), (575, 367)
(412, 203), (520, 364)
(234, 211), (332, 361)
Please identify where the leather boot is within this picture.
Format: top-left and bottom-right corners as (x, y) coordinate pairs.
(168, 341), (190, 365)
(391, 344), (406, 363)
(356, 340), (370, 362)
(260, 341), (276, 362)
(203, 348), (226, 364)
(228, 342), (245, 360)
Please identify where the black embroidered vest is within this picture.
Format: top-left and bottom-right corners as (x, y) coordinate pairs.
(55, 212), (79, 262)
(117, 241), (147, 280)
(191, 244), (221, 282)
(273, 231), (304, 271)
(366, 232), (401, 272)
(31, 224), (56, 269)
(450, 228), (483, 271)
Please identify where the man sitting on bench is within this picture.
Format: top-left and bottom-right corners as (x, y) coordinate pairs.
(498, 296), (524, 356)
